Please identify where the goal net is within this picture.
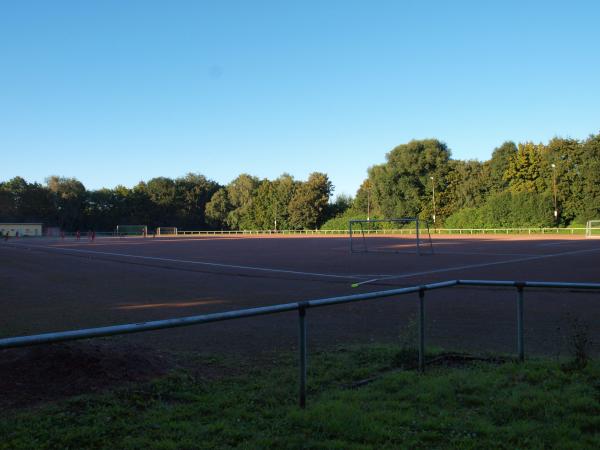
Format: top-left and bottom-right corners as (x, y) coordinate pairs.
(156, 227), (178, 236)
(349, 218), (433, 255)
(586, 220), (600, 238)
(115, 225), (148, 236)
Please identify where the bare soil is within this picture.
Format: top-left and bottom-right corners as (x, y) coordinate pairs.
(2, 234), (599, 408)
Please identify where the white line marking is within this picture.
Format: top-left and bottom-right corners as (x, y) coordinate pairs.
(433, 251), (538, 257)
(537, 241), (589, 247)
(352, 247), (600, 285)
(6, 242), (600, 286)
(6, 243), (380, 280)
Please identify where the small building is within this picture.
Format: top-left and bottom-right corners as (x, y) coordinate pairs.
(0, 223), (43, 237)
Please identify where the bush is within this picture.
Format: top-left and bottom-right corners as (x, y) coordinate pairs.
(445, 191), (555, 228)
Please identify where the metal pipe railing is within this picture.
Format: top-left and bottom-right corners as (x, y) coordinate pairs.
(174, 227), (588, 236)
(1, 279), (599, 407)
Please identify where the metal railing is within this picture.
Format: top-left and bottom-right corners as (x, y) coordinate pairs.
(176, 228), (589, 236)
(1, 279), (599, 407)
(28, 227), (590, 239)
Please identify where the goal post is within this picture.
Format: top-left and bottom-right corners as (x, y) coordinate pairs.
(349, 217), (433, 255)
(115, 225), (148, 236)
(156, 227), (178, 236)
(586, 220), (600, 238)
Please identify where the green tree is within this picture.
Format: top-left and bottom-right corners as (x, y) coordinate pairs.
(440, 159), (488, 219)
(486, 141), (517, 192)
(0, 183), (14, 219)
(504, 143), (544, 193)
(288, 172), (333, 229)
(127, 182), (154, 226)
(541, 137), (581, 224)
(205, 188), (232, 228)
(0, 177), (54, 222)
(271, 174), (298, 230)
(46, 176), (87, 230)
(174, 173), (220, 228)
(367, 139), (451, 221)
(250, 179), (276, 230)
(225, 174), (259, 229)
(353, 179), (372, 217)
(328, 194), (353, 219)
(578, 134), (600, 221)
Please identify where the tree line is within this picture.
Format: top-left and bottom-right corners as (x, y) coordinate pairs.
(0, 172), (336, 231)
(2, 132), (599, 231)
(323, 133), (600, 229)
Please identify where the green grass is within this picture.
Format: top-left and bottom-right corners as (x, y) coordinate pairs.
(2, 346), (599, 449)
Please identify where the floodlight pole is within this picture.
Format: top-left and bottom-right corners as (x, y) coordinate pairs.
(551, 163), (558, 223)
(367, 188), (371, 221)
(430, 176), (436, 224)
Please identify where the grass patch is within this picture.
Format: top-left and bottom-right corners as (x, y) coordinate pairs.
(1, 345), (599, 449)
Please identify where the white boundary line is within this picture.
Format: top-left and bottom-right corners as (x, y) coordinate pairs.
(5, 243), (380, 280)
(433, 250), (539, 257)
(353, 246), (600, 285)
(537, 241), (589, 247)
(5, 242), (600, 286)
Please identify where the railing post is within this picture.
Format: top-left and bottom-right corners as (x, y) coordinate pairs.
(298, 302), (308, 408)
(418, 287), (425, 372)
(515, 283), (525, 362)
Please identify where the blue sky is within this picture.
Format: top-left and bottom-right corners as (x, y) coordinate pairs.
(2, 1), (599, 197)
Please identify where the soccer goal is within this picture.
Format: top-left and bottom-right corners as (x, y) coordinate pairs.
(586, 220), (600, 238)
(115, 225), (148, 236)
(349, 218), (433, 255)
(156, 227), (178, 236)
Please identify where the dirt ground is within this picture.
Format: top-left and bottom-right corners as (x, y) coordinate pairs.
(2, 234), (600, 407)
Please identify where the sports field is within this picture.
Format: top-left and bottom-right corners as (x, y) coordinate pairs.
(2, 234), (600, 358)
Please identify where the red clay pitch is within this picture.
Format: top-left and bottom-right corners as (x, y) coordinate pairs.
(2, 234), (599, 358)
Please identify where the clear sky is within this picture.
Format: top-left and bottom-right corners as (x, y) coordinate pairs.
(2, 1), (599, 197)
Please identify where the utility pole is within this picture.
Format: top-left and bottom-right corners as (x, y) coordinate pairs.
(430, 176), (436, 224)
(365, 180), (371, 221)
(551, 163), (558, 223)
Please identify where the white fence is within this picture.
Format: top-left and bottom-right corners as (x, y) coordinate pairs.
(176, 228), (589, 236)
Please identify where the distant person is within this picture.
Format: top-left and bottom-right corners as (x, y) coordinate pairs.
(60, 231), (65, 240)
(91, 230), (96, 241)
(76, 230), (80, 240)
(3, 232), (8, 242)
(15, 231), (19, 239)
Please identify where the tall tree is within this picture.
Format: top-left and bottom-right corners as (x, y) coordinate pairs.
(250, 179), (276, 230)
(205, 188), (231, 228)
(288, 172), (333, 229)
(367, 139), (451, 220)
(271, 174), (298, 230)
(486, 141), (517, 192)
(579, 134), (600, 221)
(440, 159), (488, 218)
(174, 173), (220, 228)
(225, 174), (259, 229)
(46, 176), (86, 230)
(0, 182), (14, 219)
